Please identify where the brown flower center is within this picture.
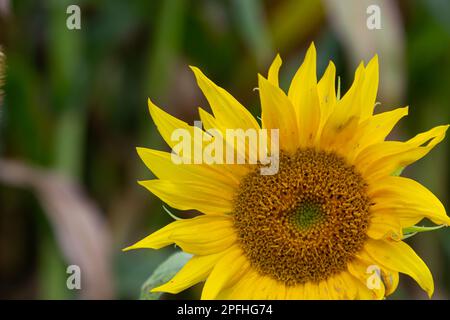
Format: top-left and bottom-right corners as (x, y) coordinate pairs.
(232, 148), (371, 285)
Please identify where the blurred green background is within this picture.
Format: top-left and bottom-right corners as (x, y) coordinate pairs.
(0, 0), (449, 299)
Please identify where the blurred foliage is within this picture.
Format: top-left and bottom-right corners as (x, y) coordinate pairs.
(140, 251), (192, 300)
(0, 0), (448, 299)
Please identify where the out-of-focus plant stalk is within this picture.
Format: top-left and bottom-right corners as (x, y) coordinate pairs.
(145, 0), (186, 102)
(0, 49), (4, 104)
(39, 0), (86, 299)
(231, 0), (273, 67)
(140, 0), (186, 152)
(233, 0), (324, 90)
(271, 0), (324, 51)
(48, 0), (86, 179)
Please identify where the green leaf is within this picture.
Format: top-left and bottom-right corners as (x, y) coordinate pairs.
(402, 224), (446, 239)
(140, 251), (192, 300)
(145, 0), (186, 99)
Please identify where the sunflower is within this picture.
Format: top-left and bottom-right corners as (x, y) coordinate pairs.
(125, 43), (449, 299)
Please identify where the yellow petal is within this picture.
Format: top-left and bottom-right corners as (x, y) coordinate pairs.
(327, 271), (358, 300)
(139, 179), (233, 215)
(190, 68), (260, 164)
(320, 115), (360, 155)
(364, 239), (434, 297)
(356, 250), (399, 297)
(268, 54), (282, 87)
(356, 125), (449, 182)
(352, 277), (379, 300)
(368, 176), (450, 227)
(337, 62), (365, 117)
(286, 283), (305, 300)
(295, 280), (331, 300)
(367, 210), (403, 241)
(347, 258), (385, 299)
(269, 281), (287, 299)
(137, 147), (241, 188)
(381, 267), (399, 297)
(152, 252), (224, 294)
(303, 281), (321, 300)
(198, 107), (222, 132)
(201, 247), (247, 299)
(146, 101), (251, 179)
(325, 278), (340, 299)
(217, 269), (260, 299)
(258, 74), (299, 153)
(250, 277), (284, 300)
(124, 215), (236, 255)
(190, 66), (259, 130)
(360, 55), (379, 120)
(317, 280), (333, 300)
(148, 98), (205, 152)
(317, 61), (336, 137)
(288, 43), (321, 146)
(197, 107), (258, 168)
(319, 62), (365, 152)
(347, 106), (409, 161)
(123, 220), (178, 251)
(253, 276), (278, 299)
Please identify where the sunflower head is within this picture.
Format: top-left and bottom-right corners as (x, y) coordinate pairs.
(126, 43), (449, 300)
(233, 148), (371, 286)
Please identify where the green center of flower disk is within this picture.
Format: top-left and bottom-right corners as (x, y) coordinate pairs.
(291, 200), (324, 230)
(233, 148), (372, 285)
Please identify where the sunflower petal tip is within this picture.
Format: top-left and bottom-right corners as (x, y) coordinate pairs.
(197, 106), (208, 116)
(189, 65), (202, 76)
(122, 244), (136, 252)
(136, 147), (148, 160)
(150, 285), (166, 293)
(147, 98), (161, 115)
(306, 42), (317, 57)
(439, 124), (450, 135)
(137, 180), (147, 187)
(147, 97), (155, 107)
(268, 55), (282, 86)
